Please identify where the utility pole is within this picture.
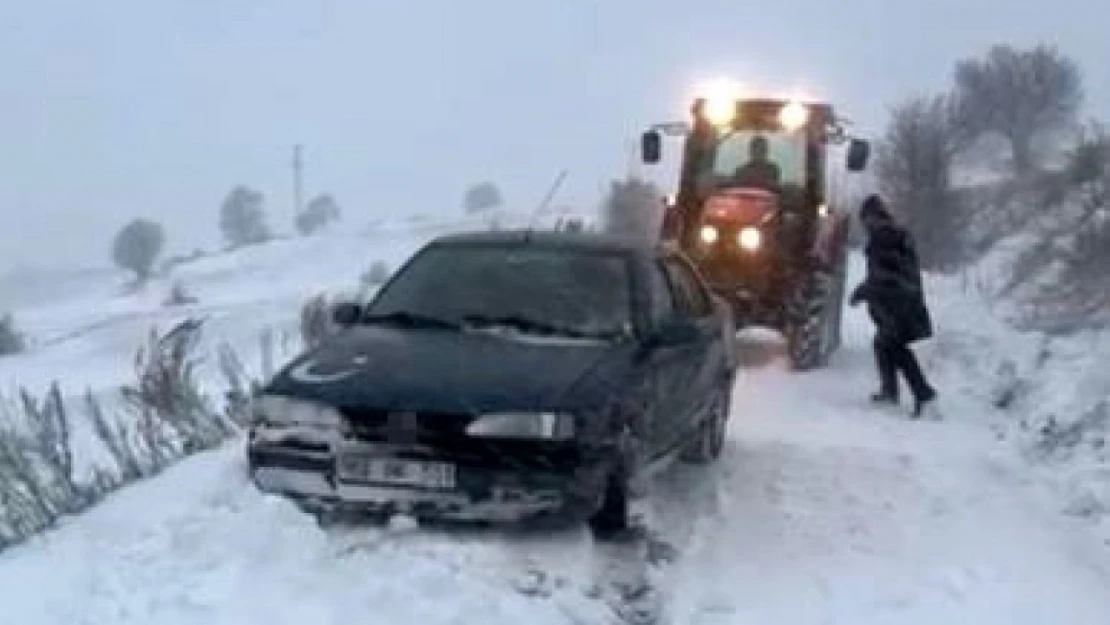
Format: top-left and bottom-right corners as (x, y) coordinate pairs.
(293, 144), (304, 216)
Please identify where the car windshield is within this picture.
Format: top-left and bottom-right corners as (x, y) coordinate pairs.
(706, 129), (807, 189)
(364, 244), (634, 340)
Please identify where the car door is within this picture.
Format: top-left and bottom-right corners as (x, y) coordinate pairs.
(641, 256), (691, 460)
(661, 255), (722, 441)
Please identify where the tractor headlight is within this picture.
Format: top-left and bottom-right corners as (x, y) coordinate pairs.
(738, 226), (761, 251)
(700, 225), (719, 244)
(465, 412), (576, 440)
(779, 101), (809, 131)
(251, 394), (343, 429)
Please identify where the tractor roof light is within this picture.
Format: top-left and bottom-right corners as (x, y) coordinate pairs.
(779, 101), (809, 131)
(694, 77), (743, 126)
(704, 97), (737, 126)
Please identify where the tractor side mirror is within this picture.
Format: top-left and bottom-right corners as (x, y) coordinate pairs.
(641, 130), (662, 164)
(846, 139), (870, 172)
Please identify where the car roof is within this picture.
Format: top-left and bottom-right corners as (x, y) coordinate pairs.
(429, 229), (667, 259)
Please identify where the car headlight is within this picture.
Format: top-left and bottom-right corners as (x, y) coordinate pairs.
(465, 412), (575, 441)
(251, 394), (343, 429)
(700, 225), (719, 244)
(738, 226), (761, 251)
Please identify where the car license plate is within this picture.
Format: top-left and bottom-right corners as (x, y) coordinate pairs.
(337, 454), (456, 489)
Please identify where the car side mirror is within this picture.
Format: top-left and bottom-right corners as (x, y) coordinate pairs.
(641, 130), (662, 164)
(330, 301), (363, 327)
(846, 138), (870, 172)
(650, 317), (700, 347)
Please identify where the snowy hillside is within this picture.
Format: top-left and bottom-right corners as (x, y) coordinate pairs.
(0, 219), (1108, 624)
(0, 212), (551, 392)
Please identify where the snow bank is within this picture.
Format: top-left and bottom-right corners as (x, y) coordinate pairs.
(909, 251), (1110, 549)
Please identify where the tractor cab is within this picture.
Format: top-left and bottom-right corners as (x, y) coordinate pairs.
(642, 97), (868, 253)
(639, 90), (871, 370)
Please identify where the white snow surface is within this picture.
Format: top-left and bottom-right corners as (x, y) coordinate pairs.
(1, 223), (1109, 624)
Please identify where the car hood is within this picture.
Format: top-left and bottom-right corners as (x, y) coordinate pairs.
(264, 325), (638, 414)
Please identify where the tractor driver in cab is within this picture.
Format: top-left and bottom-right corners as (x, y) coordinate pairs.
(733, 135), (781, 192)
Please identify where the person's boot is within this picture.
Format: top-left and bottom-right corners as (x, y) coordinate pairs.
(911, 388), (938, 419)
(870, 390), (899, 405)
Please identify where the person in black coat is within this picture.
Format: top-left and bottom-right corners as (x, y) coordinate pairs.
(849, 194), (938, 418)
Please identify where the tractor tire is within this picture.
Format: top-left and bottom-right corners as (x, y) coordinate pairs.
(785, 270), (838, 371)
(827, 244), (849, 353)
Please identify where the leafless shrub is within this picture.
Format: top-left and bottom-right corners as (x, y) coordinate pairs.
(0, 312), (25, 356)
(299, 292), (333, 349)
(602, 177), (663, 242)
(121, 318), (232, 458)
(0, 318), (245, 553)
(361, 261), (391, 288)
(163, 281), (198, 307)
(877, 94), (969, 270)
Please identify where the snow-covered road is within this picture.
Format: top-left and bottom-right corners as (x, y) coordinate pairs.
(668, 327), (1110, 624)
(3, 306), (1109, 625)
(2, 224), (1108, 624)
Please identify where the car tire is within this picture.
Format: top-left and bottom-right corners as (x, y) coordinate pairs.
(588, 472), (630, 539)
(681, 383), (730, 464)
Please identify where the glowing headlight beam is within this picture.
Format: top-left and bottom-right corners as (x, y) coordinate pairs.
(697, 77), (743, 126)
(738, 226), (761, 251)
(700, 225), (719, 244)
(779, 101), (809, 131)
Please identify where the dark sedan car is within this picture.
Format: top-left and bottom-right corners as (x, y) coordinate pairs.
(247, 230), (737, 536)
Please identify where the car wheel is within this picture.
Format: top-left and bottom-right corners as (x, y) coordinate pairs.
(681, 384), (730, 464)
(588, 472), (630, 539)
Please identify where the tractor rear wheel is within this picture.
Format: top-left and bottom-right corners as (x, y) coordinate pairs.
(785, 270), (838, 371)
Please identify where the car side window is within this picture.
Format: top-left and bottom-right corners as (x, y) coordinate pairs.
(663, 257), (711, 318)
(647, 261), (676, 323)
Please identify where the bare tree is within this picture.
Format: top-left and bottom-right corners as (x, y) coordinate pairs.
(876, 94), (967, 269)
(462, 182), (503, 214)
(601, 177), (663, 242)
(111, 218), (165, 283)
(361, 261), (391, 289)
(219, 186), (271, 248)
(953, 44), (1083, 175)
(295, 193), (342, 235)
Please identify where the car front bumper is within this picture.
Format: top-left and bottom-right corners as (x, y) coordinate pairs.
(247, 430), (613, 522)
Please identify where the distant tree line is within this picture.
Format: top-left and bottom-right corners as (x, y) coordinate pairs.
(109, 186), (345, 286)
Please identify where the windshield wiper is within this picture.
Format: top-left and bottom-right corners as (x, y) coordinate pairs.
(461, 314), (618, 340)
(362, 310), (461, 330)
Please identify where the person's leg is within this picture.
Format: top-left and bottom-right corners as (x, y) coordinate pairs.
(890, 343), (937, 416)
(872, 334), (899, 402)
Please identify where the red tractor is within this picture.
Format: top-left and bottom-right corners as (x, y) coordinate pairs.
(641, 94), (871, 370)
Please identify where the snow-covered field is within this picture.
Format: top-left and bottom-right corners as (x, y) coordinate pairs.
(1, 218), (1108, 624)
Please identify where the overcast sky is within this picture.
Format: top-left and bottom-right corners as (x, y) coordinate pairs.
(0, 0), (1104, 270)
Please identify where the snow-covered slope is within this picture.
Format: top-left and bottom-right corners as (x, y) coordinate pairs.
(1, 238), (1108, 624)
(0, 213), (520, 393)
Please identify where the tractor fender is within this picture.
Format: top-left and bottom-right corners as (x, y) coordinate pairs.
(811, 210), (850, 267)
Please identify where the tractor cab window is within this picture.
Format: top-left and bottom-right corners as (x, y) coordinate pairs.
(705, 130), (807, 192)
